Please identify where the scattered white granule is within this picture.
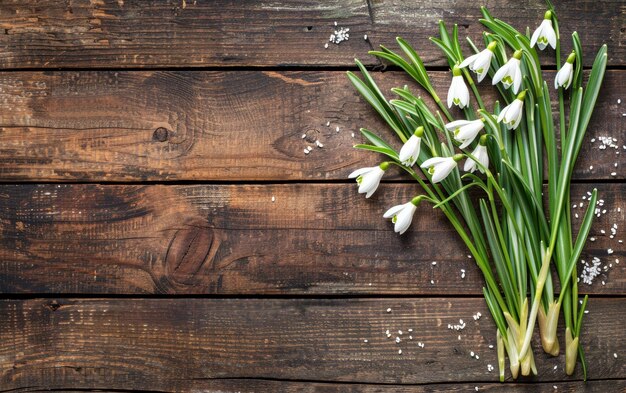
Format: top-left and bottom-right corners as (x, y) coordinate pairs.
(489, 344), (494, 349)
(363, 339), (368, 343)
(398, 330), (403, 335)
(326, 121), (330, 127)
(336, 126), (340, 132)
(364, 34), (368, 40)
(470, 351), (475, 357)
(329, 25), (350, 44)
(301, 134), (306, 139)
(487, 364), (494, 372)
(461, 269), (466, 279)
(430, 279), (434, 285)
(432, 261), (437, 266)
(395, 336), (401, 343)
(351, 132), (355, 138)
(618, 99), (622, 104)
(304, 149), (310, 155)
(398, 349), (402, 355)
(614, 353), (618, 358)
(408, 328), (413, 332)
(324, 42), (328, 49)
(271, 196), (275, 202)
(386, 308), (391, 313)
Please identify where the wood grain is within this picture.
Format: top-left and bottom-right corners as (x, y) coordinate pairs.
(0, 70), (623, 182)
(0, 0), (621, 68)
(0, 298), (623, 390)
(3, 380), (623, 393)
(1, 183), (623, 295)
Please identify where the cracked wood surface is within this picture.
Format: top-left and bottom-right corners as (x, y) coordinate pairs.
(0, 183), (623, 295)
(0, 0), (624, 391)
(0, 298), (623, 391)
(0, 70), (623, 182)
(0, 0), (622, 68)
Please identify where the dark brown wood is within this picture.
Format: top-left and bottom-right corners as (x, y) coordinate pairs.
(0, 0), (620, 68)
(0, 70), (623, 182)
(0, 183), (623, 295)
(0, 298), (623, 390)
(4, 380), (623, 393)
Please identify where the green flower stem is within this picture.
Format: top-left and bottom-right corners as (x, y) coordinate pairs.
(462, 68), (487, 111)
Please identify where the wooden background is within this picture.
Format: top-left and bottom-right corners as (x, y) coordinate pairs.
(0, 0), (624, 391)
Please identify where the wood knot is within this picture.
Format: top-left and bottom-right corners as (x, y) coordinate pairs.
(165, 223), (214, 286)
(46, 300), (61, 311)
(153, 127), (169, 142)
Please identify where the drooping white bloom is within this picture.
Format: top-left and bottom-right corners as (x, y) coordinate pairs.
(530, 11), (557, 50)
(445, 119), (485, 149)
(497, 91), (527, 130)
(383, 200), (418, 235)
(459, 41), (497, 83)
(555, 52), (576, 89)
(348, 163), (388, 198)
(398, 127), (424, 167)
(421, 155), (461, 184)
(464, 144), (489, 173)
(492, 50), (523, 94)
(447, 67), (470, 109)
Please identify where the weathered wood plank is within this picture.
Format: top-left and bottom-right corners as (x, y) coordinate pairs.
(4, 380), (624, 393)
(0, 70), (623, 181)
(0, 0), (621, 68)
(0, 183), (623, 295)
(0, 298), (623, 390)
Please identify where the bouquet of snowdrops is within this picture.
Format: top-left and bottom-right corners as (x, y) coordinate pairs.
(347, 3), (606, 380)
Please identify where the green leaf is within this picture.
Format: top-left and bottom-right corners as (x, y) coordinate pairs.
(359, 128), (395, 150)
(353, 144), (399, 161)
(558, 190), (598, 299)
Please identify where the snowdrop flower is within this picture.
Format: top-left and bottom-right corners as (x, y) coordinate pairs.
(421, 154), (463, 184)
(464, 135), (489, 173)
(383, 196), (422, 235)
(497, 90), (527, 130)
(530, 11), (557, 50)
(348, 162), (388, 198)
(492, 50), (523, 94)
(398, 127), (424, 167)
(555, 52), (576, 89)
(445, 119), (485, 149)
(447, 66), (470, 109)
(459, 41), (497, 82)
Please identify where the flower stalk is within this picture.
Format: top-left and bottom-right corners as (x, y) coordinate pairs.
(347, 4), (607, 381)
